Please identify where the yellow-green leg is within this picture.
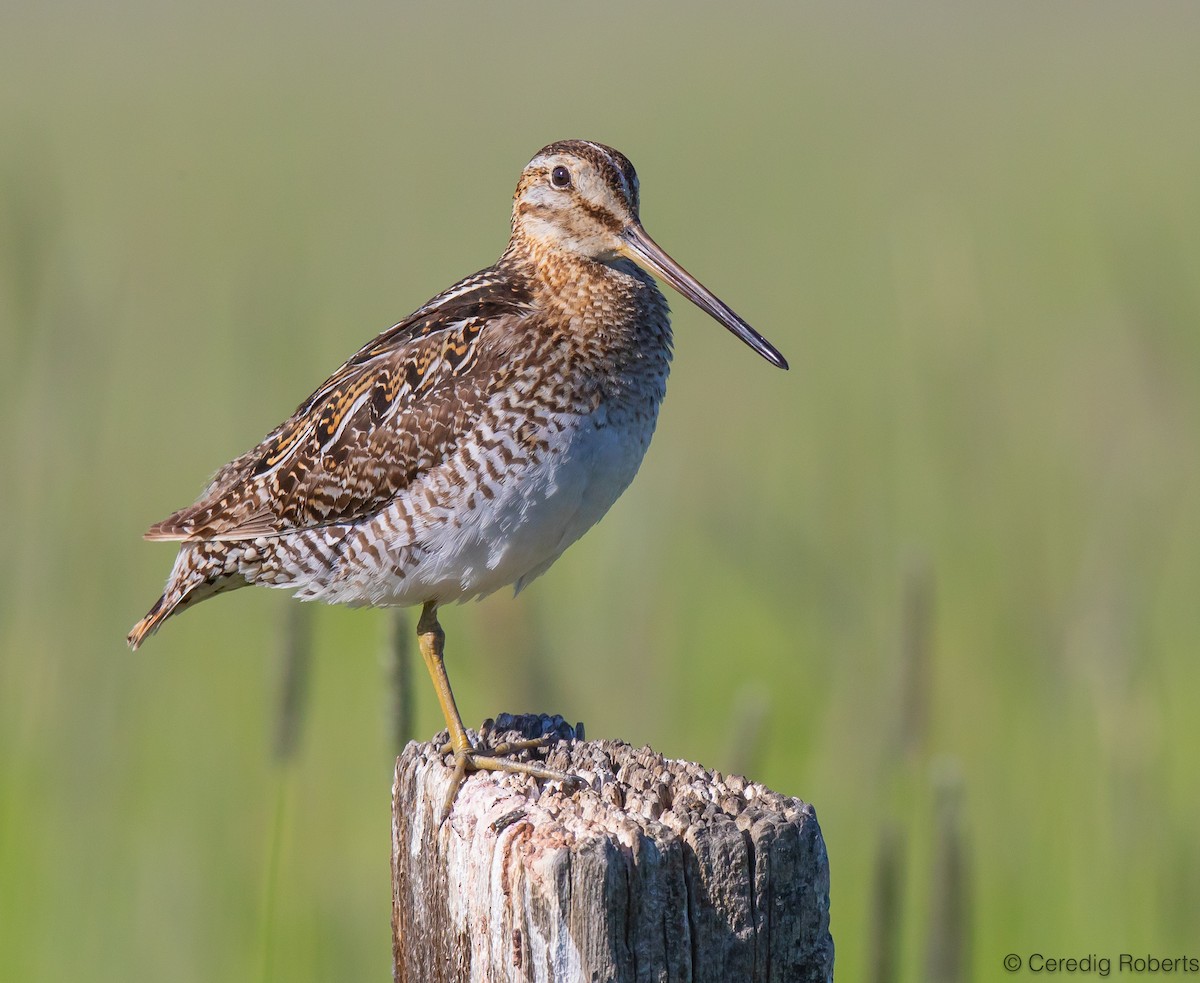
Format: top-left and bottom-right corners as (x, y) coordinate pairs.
(416, 601), (581, 822)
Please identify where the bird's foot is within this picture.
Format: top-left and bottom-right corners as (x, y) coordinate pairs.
(437, 723), (585, 823)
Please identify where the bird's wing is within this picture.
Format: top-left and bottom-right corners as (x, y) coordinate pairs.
(144, 268), (535, 543)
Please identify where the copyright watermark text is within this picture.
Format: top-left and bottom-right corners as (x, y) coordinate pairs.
(1003, 954), (1200, 976)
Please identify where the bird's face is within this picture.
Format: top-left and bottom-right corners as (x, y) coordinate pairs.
(513, 140), (641, 261)
(512, 140), (788, 370)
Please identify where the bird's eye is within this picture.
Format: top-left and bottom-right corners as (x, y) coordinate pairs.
(550, 165), (571, 189)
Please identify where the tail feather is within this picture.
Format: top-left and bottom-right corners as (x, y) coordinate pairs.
(127, 543), (246, 649)
(127, 596), (171, 649)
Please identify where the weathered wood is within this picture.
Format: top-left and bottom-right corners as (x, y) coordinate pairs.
(392, 713), (834, 983)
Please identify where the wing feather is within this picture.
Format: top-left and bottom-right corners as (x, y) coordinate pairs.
(145, 268), (534, 543)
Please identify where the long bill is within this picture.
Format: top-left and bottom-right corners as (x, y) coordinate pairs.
(618, 223), (789, 370)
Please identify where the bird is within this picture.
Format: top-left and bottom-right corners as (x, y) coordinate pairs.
(128, 139), (787, 817)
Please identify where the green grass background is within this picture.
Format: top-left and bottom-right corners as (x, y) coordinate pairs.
(2, 1), (1199, 979)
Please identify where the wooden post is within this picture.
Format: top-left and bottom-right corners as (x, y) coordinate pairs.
(392, 713), (834, 982)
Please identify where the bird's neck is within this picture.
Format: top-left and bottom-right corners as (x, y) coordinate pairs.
(500, 234), (653, 322)
(499, 234), (672, 412)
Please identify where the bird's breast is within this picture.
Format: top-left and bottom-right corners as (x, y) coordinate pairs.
(385, 382), (664, 607)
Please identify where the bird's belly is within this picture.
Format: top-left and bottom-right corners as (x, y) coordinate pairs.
(316, 409), (657, 608)
(429, 413), (652, 602)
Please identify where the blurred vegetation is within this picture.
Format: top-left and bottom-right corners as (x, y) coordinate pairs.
(2, 1), (1199, 980)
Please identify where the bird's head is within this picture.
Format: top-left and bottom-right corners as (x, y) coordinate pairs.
(510, 139), (788, 369)
(512, 140), (641, 260)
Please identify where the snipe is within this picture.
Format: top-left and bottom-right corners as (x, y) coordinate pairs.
(129, 140), (787, 817)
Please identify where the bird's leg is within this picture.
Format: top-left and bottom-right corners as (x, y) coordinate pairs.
(415, 602), (582, 823)
(416, 602), (470, 756)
